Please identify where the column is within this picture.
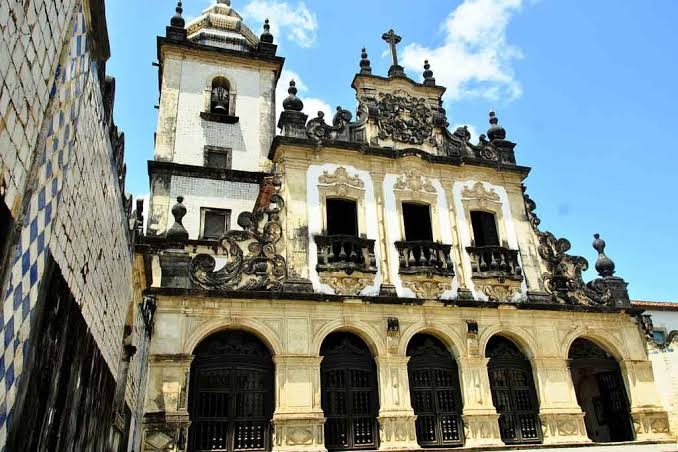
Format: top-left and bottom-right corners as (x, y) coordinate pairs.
(620, 359), (673, 440)
(272, 356), (326, 452)
(141, 354), (193, 451)
(531, 357), (589, 444)
(456, 357), (503, 447)
(374, 356), (419, 450)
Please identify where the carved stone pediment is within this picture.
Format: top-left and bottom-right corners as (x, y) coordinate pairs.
(461, 182), (500, 202)
(394, 168), (435, 193)
(318, 167), (364, 197)
(375, 90), (433, 145)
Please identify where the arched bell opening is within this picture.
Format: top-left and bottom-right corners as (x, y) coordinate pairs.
(320, 332), (379, 451)
(568, 338), (634, 443)
(188, 330), (274, 452)
(406, 334), (464, 448)
(486, 335), (542, 445)
(210, 76), (231, 115)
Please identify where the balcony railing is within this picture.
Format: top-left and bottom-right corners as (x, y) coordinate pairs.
(394, 241), (455, 277)
(466, 246), (523, 280)
(315, 235), (377, 274)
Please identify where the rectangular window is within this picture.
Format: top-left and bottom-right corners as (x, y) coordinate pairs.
(402, 202), (433, 241)
(201, 208), (231, 239)
(652, 329), (667, 343)
(326, 198), (358, 236)
(204, 146), (232, 169)
(470, 211), (500, 247)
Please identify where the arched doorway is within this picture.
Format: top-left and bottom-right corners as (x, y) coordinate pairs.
(320, 332), (379, 451)
(568, 338), (634, 442)
(407, 334), (464, 448)
(188, 330), (274, 452)
(486, 336), (541, 444)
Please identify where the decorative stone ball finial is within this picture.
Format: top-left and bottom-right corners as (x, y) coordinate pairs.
(260, 18), (274, 43)
(423, 60), (435, 85)
(166, 196), (189, 241)
(217, 0), (232, 5)
(359, 48), (372, 75)
(487, 110), (506, 141)
(282, 80), (304, 112)
(170, 1), (185, 28)
(593, 233), (616, 277)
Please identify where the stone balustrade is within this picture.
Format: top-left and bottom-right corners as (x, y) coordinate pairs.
(466, 246), (522, 280)
(314, 235), (377, 274)
(394, 241), (455, 277)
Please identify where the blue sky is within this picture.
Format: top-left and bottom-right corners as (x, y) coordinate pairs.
(105, 0), (678, 302)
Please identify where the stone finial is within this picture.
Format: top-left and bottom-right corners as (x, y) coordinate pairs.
(487, 110), (506, 141)
(166, 196), (189, 241)
(282, 80), (304, 112)
(593, 233), (616, 277)
(217, 0), (232, 5)
(170, 1), (185, 28)
(260, 18), (274, 44)
(423, 60), (435, 86)
(359, 48), (372, 75)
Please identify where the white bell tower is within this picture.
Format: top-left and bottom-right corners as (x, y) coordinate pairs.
(147, 0), (284, 238)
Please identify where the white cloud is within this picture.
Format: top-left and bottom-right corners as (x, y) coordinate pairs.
(241, 1), (318, 47)
(276, 69), (332, 124)
(401, 0), (524, 102)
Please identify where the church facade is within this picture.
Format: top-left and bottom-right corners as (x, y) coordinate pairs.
(139, 2), (673, 451)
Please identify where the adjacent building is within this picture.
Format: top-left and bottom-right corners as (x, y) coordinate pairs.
(138, 2), (674, 451)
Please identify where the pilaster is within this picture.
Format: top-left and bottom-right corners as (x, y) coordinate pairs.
(374, 356), (419, 450)
(532, 357), (590, 444)
(272, 356), (326, 452)
(620, 359), (673, 440)
(456, 357), (503, 447)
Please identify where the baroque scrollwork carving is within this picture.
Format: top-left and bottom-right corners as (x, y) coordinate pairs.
(305, 107), (352, 145)
(480, 283), (521, 302)
(376, 90), (433, 145)
(637, 314), (678, 350)
(320, 275), (371, 296)
(190, 181), (286, 291)
(461, 182), (500, 202)
(523, 187), (614, 306)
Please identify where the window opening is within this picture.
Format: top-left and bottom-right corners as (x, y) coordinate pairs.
(204, 146), (232, 169)
(202, 208), (231, 239)
(402, 202), (433, 241)
(326, 198), (358, 236)
(211, 77), (230, 114)
(470, 211), (499, 247)
(0, 196), (14, 276)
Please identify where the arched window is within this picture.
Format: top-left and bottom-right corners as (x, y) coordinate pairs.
(210, 77), (230, 114)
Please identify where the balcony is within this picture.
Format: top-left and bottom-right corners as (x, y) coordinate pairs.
(466, 246), (523, 281)
(394, 241), (455, 277)
(315, 235), (377, 274)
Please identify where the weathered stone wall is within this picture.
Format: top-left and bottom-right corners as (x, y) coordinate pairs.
(645, 309), (678, 437)
(0, 0), (140, 447)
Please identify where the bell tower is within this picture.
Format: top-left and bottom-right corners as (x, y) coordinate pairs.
(147, 0), (284, 238)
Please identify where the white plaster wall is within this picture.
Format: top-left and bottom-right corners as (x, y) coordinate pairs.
(452, 180), (528, 300)
(169, 59), (273, 171)
(382, 175), (458, 299)
(306, 164), (382, 295)
(167, 175), (260, 239)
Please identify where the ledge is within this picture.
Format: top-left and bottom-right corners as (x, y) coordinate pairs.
(143, 286), (641, 315)
(147, 160), (269, 184)
(268, 136), (531, 177)
(200, 111), (239, 124)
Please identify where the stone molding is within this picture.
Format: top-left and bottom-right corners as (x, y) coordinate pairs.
(539, 412), (590, 445)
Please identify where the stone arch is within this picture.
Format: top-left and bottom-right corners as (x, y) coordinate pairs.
(184, 317), (283, 356)
(561, 327), (628, 362)
(398, 321), (466, 358)
(204, 72), (238, 92)
(312, 319), (385, 357)
(478, 324), (538, 359)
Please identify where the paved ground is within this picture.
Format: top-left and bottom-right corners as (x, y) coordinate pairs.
(502, 444), (678, 452)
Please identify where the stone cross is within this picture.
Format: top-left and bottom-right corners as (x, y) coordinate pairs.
(382, 29), (402, 67)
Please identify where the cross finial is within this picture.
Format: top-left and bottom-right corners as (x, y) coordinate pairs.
(381, 29), (405, 78)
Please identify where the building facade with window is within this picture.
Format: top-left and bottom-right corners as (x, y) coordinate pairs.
(139, 2), (674, 451)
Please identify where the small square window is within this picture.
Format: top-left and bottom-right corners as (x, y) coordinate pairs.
(204, 146), (232, 169)
(652, 329), (667, 343)
(201, 208), (231, 239)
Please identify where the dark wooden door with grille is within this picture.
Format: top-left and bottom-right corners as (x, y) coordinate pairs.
(407, 335), (464, 447)
(188, 331), (274, 452)
(321, 333), (379, 451)
(596, 371), (634, 441)
(487, 337), (541, 444)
